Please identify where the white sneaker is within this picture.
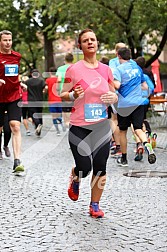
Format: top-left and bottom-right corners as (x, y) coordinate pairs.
(35, 124), (43, 136)
(57, 130), (61, 136)
(26, 130), (31, 136)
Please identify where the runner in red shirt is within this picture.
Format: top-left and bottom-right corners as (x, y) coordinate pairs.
(0, 30), (24, 173)
(45, 67), (65, 135)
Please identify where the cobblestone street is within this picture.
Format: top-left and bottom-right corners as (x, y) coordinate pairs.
(0, 115), (167, 252)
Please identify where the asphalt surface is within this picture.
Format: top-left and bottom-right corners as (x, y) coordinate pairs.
(0, 115), (167, 252)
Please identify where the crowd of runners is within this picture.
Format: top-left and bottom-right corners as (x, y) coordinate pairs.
(0, 28), (157, 218)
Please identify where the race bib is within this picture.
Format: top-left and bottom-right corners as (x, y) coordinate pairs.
(5, 64), (19, 76)
(84, 104), (107, 122)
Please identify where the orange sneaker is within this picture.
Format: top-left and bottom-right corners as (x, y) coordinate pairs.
(151, 133), (157, 149)
(89, 202), (104, 218)
(68, 174), (79, 201)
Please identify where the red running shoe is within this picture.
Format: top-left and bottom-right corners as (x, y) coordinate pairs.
(68, 174), (79, 201)
(89, 202), (104, 218)
(134, 145), (144, 161)
(110, 147), (122, 158)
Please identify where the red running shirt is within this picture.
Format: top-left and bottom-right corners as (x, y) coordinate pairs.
(0, 51), (22, 103)
(45, 76), (62, 104)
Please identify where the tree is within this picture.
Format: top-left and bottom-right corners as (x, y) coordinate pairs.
(88, 0), (167, 65)
(0, 0), (43, 73)
(1, 0), (166, 71)
(55, 0), (167, 66)
(18, 0), (70, 71)
(0, 0), (21, 41)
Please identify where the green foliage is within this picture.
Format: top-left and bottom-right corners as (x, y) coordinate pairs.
(45, 0), (167, 62)
(160, 62), (167, 74)
(0, 0), (20, 42)
(0, 0), (166, 71)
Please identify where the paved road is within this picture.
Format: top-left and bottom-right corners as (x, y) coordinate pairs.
(0, 115), (167, 252)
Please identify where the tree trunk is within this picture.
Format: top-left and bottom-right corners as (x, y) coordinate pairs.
(135, 46), (143, 58)
(145, 25), (167, 68)
(43, 32), (54, 72)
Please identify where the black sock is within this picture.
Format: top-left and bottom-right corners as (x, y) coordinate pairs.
(122, 153), (127, 161)
(116, 145), (120, 150)
(137, 142), (142, 148)
(14, 159), (20, 165)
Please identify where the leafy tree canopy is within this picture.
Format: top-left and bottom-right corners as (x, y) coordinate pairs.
(0, 0), (167, 70)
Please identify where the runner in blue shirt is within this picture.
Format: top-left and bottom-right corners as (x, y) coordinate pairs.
(109, 42), (126, 157)
(113, 47), (156, 166)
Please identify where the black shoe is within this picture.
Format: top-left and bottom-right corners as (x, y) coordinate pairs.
(3, 146), (11, 157)
(117, 156), (128, 167)
(144, 143), (156, 164)
(13, 159), (24, 173)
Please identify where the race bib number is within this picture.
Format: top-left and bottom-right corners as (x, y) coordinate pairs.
(5, 64), (19, 76)
(84, 104), (107, 122)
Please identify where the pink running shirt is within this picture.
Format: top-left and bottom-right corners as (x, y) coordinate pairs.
(64, 60), (114, 126)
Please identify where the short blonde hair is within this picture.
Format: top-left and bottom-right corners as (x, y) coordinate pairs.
(0, 30), (12, 40)
(115, 42), (126, 52)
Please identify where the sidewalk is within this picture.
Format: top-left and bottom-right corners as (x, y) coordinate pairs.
(0, 115), (166, 252)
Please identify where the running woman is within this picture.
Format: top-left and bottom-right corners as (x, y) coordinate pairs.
(60, 28), (118, 218)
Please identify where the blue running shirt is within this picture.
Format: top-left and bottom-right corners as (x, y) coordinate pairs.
(109, 57), (120, 74)
(113, 60), (146, 108)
